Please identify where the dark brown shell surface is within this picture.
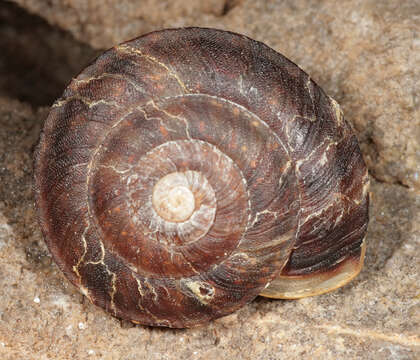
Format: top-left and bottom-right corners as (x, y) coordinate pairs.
(34, 28), (369, 328)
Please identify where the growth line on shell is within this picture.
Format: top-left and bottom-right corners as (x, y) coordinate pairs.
(288, 113), (317, 123)
(70, 162), (89, 169)
(171, 248), (201, 277)
(250, 209), (280, 227)
(334, 191), (365, 207)
(135, 101), (191, 140)
(248, 161), (294, 227)
(278, 160), (292, 189)
(99, 164), (132, 174)
(148, 99), (193, 139)
(320, 141), (340, 166)
(109, 272), (118, 316)
(333, 207), (346, 228)
(251, 228), (295, 253)
(85, 240), (106, 266)
(298, 195), (347, 235)
(357, 172), (370, 205)
(135, 276), (145, 298)
(294, 139), (338, 179)
(293, 160), (305, 250)
(82, 238), (118, 315)
(134, 276), (163, 323)
(329, 96), (345, 127)
(86, 101), (154, 174)
(52, 96), (122, 110)
(305, 75), (316, 114)
(117, 44), (189, 93)
(182, 93), (291, 157)
(72, 224), (90, 282)
(73, 72), (148, 96)
(144, 278), (159, 302)
(301, 219), (365, 248)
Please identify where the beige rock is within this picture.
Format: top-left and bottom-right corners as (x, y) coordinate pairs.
(1, 0), (419, 359)
(11, 0), (228, 48)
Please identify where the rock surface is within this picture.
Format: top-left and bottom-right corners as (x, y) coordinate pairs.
(11, 0), (229, 48)
(1, 1), (419, 359)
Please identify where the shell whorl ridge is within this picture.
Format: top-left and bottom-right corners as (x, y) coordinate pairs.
(34, 28), (369, 328)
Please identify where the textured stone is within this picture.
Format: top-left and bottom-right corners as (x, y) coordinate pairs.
(11, 0), (228, 48)
(0, 0), (419, 359)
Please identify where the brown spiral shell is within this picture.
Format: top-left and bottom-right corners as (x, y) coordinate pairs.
(34, 28), (369, 328)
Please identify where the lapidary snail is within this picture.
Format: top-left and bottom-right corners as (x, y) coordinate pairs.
(34, 27), (369, 328)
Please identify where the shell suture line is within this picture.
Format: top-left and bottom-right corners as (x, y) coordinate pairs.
(116, 44), (189, 93)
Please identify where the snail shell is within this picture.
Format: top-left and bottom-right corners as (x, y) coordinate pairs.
(34, 28), (369, 328)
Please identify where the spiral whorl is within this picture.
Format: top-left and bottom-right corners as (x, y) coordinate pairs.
(34, 28), (369, 327)
(152, 172), (198, 223)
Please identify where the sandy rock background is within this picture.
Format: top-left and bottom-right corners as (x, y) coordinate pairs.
(0, 1), (419, 359)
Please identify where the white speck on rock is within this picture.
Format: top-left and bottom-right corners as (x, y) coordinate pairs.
(65, 325), (73, 337)
(51, 294), (70, 310)
(78, 322), (86, 330)
(88, 350), (95, 355)
(33, 296), (40, 304)
(0, 218), (13, 250)
(404, 243), (413, 250)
